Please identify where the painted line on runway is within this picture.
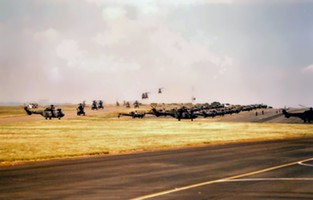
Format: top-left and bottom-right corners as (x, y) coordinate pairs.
(298, 159), (313, 167)
(219, 178), (313, 182)
(132, 157), (313, 200)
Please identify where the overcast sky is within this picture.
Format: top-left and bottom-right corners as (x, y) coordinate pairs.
(1, 0), (313, 107)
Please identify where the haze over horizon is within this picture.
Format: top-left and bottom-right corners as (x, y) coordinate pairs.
(1, 0), (313, 108)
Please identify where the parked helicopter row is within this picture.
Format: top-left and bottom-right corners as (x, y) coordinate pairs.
(117, 104), (268, 121)
(23, 102), (313, 123)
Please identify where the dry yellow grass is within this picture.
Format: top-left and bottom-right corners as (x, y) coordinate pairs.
(0, 106), (312, 166)
(0, 106), (26, 118)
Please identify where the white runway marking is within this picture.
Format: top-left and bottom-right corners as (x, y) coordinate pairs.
(132, 157), (313, 200)
(298, 159), (313, 167)
(219, 178), (313, 182)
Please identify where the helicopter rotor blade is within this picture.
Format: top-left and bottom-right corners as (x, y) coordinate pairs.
(299, 104), (308, 108)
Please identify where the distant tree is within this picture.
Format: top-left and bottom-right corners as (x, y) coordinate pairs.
(203, 103), (210, 107)
(210, 101), (221, 108)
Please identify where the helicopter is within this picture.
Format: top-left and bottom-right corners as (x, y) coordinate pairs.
(24, 105), (65, 120)
(195, 110), (216, 118)
(148, 107), (174, 117)
(282, 107), (313, 123)
(149, 106), (197, 121)
(118, 111), (145, 119)
(142, 92), (150, 99)
(174, 107), (198, 121)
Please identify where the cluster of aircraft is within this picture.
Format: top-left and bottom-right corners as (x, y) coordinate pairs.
(23, 99), (313, 123)
(117, 103), (269, 121)
(141, 88), (163, 99)
(23, 99), (103, 120)
(21, 79), (313, 123)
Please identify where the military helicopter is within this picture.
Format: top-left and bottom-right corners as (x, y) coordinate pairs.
(149, 106), (197, 121)
(24, 105), (65, 120)
(142, 92), (149, 99)
(158, 87), (164, 94)
(195, 110), (216, 118)
(148, 107), (174, 117)
(282, 107), (313, 123)
(174, 107), (198, 121)
(118, 111), (145, 119)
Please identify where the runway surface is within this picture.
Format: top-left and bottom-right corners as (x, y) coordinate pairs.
(1, 137), (313, 199)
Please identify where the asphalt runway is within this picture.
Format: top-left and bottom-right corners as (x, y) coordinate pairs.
(1, 137), (313, 199)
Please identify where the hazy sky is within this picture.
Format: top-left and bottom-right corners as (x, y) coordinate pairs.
(1, 0), (313, 107)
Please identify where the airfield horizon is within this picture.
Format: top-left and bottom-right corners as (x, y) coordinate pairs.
(0, 105), (311, 167)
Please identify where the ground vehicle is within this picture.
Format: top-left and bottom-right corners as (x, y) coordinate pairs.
(77, 109), (85, 116)
(91, 100), (98, 110)
(98, 100), (104, 109)
(77, 104), (86, 116)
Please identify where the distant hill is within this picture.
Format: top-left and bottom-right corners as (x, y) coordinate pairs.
(0, 102), (74, 106)
(0, 102), (24, 106)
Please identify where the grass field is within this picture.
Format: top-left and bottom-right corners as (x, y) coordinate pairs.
(0, 106), (26, 118)
(0, 105), (312, 166)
